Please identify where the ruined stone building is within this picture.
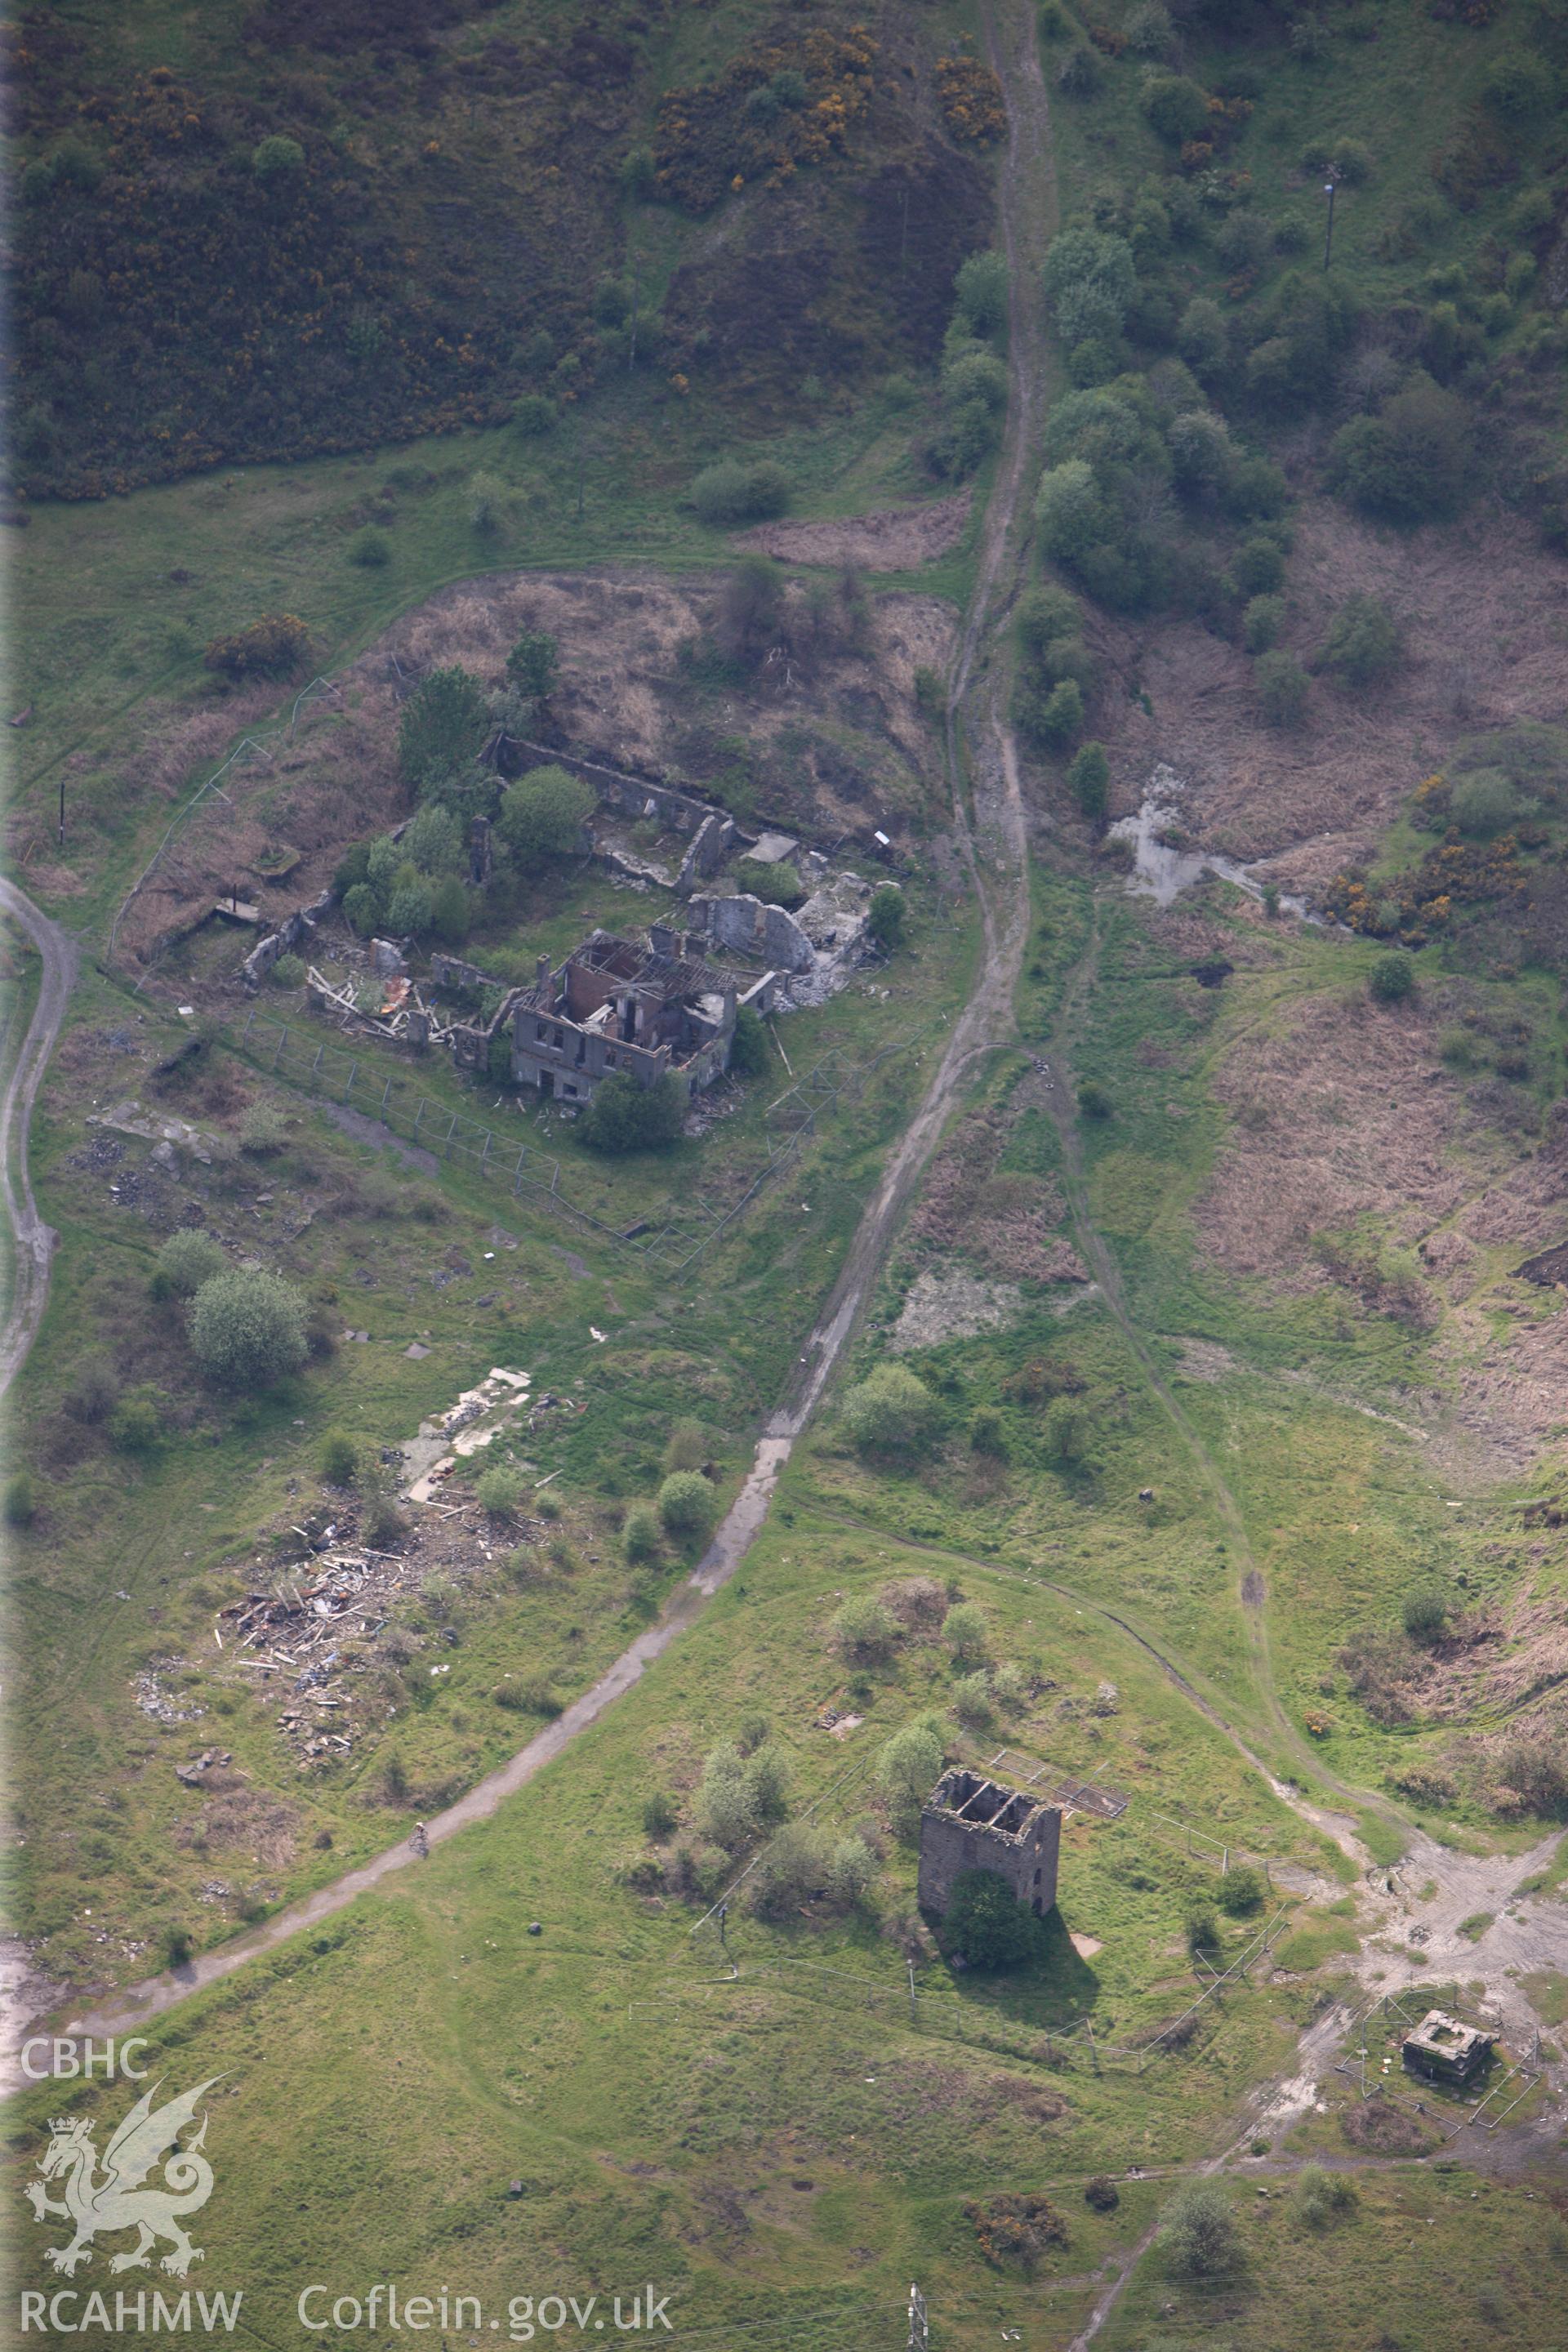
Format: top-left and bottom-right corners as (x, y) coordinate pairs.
(916, 1768), (1062, 1920)
(1401, 2010), (1494, 2084)
(507, 926), (777, 1106)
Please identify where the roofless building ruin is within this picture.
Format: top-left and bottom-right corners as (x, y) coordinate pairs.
(916, 1768), (1062, 1920)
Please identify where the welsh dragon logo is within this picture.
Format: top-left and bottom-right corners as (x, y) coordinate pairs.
(26, 2078), (222, 2278)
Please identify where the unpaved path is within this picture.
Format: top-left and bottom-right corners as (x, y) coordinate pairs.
(5, 0), (1058, 2078)
(0, 876), (77, 1397)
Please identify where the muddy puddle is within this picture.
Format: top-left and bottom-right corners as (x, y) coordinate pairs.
(1109, 764), (1316, 920)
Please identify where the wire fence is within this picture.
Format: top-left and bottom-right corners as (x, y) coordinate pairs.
(233, 1006), (932, 1276)
(107, 675), (343, 965)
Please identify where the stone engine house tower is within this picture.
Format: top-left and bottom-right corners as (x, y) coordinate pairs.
(916, 1769), (1062, 1920)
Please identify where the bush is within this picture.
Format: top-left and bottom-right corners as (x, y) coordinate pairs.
(1318, 594), (1401, 688)
(319, 1430), (359, 1487)
(832, 1593), (898, 1663)
(868, 884), (906, 951)
(1294, 2163), (1358, 2228)
(203, 613), (309, 679)
(658, 1470), (718, 1540)
(270, 952), (306, 989)
(824, 1836), (876, 1906)
(497, 764), (593, 869)
(157, 1229), (226, 1297)
(4, 1472), (37, 1528)
(696, 1742), (756, 1848)
(691, 458), (791, 525)
(1036, 460), (1106, 560)
(1017, 583), (1082, 653)
(943, 1601), (990, 1665)
(1482, 51), (1556, 118)
(475, 1463), (526, 1517)
(1218, 1864), (1265, 1915)
(623, 1503), (662, 1563)
(728, 1004), (769, 1078)
(943, 349), (1009, 413)
(744, 1742), (791, 1823)
(348, 526), (391, 569)
(580, 1073), (686, 1154)
(1161, 2183), (1239, 2276)
(944, 1868), (1040, 1967)
(1044, 1396), (1089, 1463)
(751, 1823), (832, 1916)
(969, 1405), (1009, 1458)
(1402, 1584), (1448, 1639)
(342, 883), (380, 937)
(240, 1102), (287, 1154)
(1229, 536), (1286, 597)
(842, 1363), (940, 1453)
(1057, 46), (1106, 98)
(513, 393), (558, 439)
(1370, 951), (1416, 1005)
(733, 857), (803, 907)
(1255, 649), (1309, 728)
(1142, 74), (1210, 145)
(1076, 1080), (1112, 1120)
(643, 1792), (678, 1839)
(1451, 769), (1516, 838)
(188, 1269), (308, 1391)
(1242, 594), (1285, 653)
(1035, 679), (1085, 746)
(1177, 296), (1228, 377)
(252, 135), (305, 181)
(109, 1388), (163, 1454)
(951, 1671), (994, 1727)
(1067, 740), (1109, 822)
(1085, 2174), (1120, 2211)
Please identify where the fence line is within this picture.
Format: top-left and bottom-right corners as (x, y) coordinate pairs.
(107, 675), (342, 965)
(232, 1008), (929, 1276)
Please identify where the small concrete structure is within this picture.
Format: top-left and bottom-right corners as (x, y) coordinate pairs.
(1401, 2010), (1494, 2084)
(917, 1767), (1062, 1922)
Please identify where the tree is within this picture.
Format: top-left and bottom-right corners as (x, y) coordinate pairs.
(743, 1742), (791, 1822)
(1228, 536), (1285, 596)
(1067, 741), (1109, 822)
(1177, 296), (1228, 377)
(1329, 376), (1471, 524)
(1255, 650), (1309, 728)
(658, 1470), (718, 1539)
(728, 1005), (769, 1078)
(513, 394), (558, 439)
(506, 630), (559, 703)
(697, 1743), (757, 1848)
(4, 1472), (37, 1528)
(842, 1363), (940, 1453)
(1318, 594), (1401, 688)
(156, 1229), (226, 1297)
(943, 1869), (1039, 1967)
(1017, 583), (1082, 653)
(1218, 1864), (1265, 1915)
(319, 1430), (359, 1486)
(1036, 461), (1107, 560)
(734, 857), (804, 907)
(943, 349), (1009, 413)
(580, 1073), (686, 1154)
(401, 802), (465, 875)
(955, 250), (1009, 340)
(715, 555), (783, 662)
(497, 764), (593, 868)
(867, 884), (906, 951)
(1242, 594), (1285, 653)
(1402, 1584), (1448, 1639)
(969, 1404), (1009, 1457)
(1370, 951), (1416, 1004)
(188, 1269), (307, 1391)
(1042, 227), (1138, 321)
(476, 1463), (527, 1517)
(943, 1601), (990, 1666)
(824, 1835), (875, 1905)
(751, 1823), (832, 1916)
(832, 1593), (898, 1662)
(1159, 2182), (1239, 2277)
(1142, 74), (1210, 144)
(878, 1720), (945, 1830)
(1045, 1396), (1088, 1463)
(469, 471), (510, 534)
(398, 666), (490, 795)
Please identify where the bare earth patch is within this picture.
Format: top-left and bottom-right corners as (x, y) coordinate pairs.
(889, 1267), (1025, 1352)
(1082, 505), (1568, 887)
(737, 492), (973, 572)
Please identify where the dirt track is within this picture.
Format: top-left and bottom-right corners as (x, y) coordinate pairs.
(0, 876), (77, 1398)
(5, 0), (1058, 2078)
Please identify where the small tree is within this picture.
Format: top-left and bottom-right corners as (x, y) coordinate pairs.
(824, 1835), (876, 1905)
(1402, 1584), (1448, 1640)
(497, 764), (593, 869)
(1218, 1864), (1265, 1916)
(4, 1472), (36, 1528)
(580, 1073), (686, 1154)
(658, 1470), (718, 1539)
(832, 1593), (898, 1663)
(1369, 951), (1415, 1005)
(506, 630), (559, 703)
(623, 1504), (661, 1563)
(969, 1405), (1009, 1458)
(514, 394), (558, 439)
(842, 1363), (940, 1454)
(643, 1791), (678, 1838)
(252, 135), (305, 181)
(1044, 1396), (1088, 1463)
(1242, 594), (1285, 653)
(943, 1601), (989, 1666)
(1067, 740), (1108, 822)
(878, 1720), (945, 1833)
(156, 1229), (226, 1297)
(1255, 650), (1309, 728)
(1318, 594), (1401, 688)
(943, 1868), (1039, 1967)
(691, 458), (791, 525)
(188, 1269), (308, 1391)
(867, 884), (906, 951)
(743, 1742), (791, 1822)
(1160, 2181), (1239, 2277)
(398, 666), (490, 795)
(476, 1463), (527, 1517)
(697, 1743), (757, 1848)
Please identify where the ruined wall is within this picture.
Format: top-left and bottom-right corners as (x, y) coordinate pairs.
(916, 1771), (1061, 1921)
(242, 886), (336, 988)
(685, 892), (815, 974)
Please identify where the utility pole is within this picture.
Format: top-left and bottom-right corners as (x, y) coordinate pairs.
(1322, 172), (1339, 271)
(906, 2284), (928, 2352)
(717, 1901), (727, 1950)
(907, 1959), (917, 2022)
(627, 247), (641, 374)
(58, 770), (65, 846)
